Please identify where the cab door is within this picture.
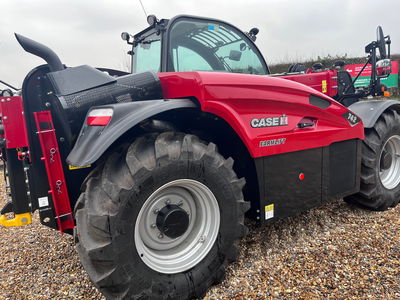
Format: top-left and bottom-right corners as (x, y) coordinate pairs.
(164, 15), (269, 75)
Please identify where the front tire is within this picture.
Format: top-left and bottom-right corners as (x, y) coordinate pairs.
(346, 109), (400, 210)
(74, 132), (249, 299)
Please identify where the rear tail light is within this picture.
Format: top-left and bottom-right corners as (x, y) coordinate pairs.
(87, 108), (113, 126)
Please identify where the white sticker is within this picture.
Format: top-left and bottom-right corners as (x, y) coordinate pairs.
(38, 196), (49, 207)
(265, 204), (274, 220)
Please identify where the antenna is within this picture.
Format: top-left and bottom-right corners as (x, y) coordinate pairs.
(138, 0), (148, 18)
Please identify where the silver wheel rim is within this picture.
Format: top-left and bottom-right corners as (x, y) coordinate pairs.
(135, 179), (220, 274)
(379, 135), (400, 189)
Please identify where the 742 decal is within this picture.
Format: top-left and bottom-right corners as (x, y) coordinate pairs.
(342, 111), (361, 126)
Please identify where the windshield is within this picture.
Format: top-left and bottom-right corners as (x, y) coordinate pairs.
(168, 19), (267, 74)
(132, 31), (161, 73)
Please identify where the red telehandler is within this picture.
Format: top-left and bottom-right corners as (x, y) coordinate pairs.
(0, 14), (398, 299)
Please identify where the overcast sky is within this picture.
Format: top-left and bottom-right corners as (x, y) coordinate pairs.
(1, 0), (399, 87)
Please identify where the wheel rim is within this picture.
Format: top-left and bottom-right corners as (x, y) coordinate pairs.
(135, 179), (220, 274)
(379, 135), (400, 189)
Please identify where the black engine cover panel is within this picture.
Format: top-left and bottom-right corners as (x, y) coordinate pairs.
(254, 139), (361, 225)
(47, 65), (116, 96)
(47, 67), (163, 132)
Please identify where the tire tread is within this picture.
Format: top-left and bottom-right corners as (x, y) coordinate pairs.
(346, 109), (400, 210)
(74, 132), (250, 299)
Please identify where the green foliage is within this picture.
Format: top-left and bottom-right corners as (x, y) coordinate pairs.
(269, 54), (400, 74)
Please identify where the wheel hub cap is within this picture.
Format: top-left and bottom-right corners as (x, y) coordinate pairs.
(156, 204), (189, 239)
(380, 150), (392, 170)
(135, 179), (220, 274)
(379, 135), (400, 190)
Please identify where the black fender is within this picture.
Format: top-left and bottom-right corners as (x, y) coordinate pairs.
(66, 99), (197, 167)
(348, 100), (400, 128)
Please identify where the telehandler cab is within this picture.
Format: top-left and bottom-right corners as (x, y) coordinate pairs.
(0, 14), (398, 299)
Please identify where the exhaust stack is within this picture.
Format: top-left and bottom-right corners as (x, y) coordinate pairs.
(15, 33), (64, 72)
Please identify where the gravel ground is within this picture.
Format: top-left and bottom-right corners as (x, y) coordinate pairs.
(0, 170), (399, 299)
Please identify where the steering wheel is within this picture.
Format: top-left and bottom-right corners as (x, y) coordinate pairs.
(376, 26), (386, 59)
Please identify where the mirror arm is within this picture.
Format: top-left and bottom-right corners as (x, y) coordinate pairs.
(341, 55), (374, 99)
(345, 55), (372, 95)
(370, 47), (377, 95)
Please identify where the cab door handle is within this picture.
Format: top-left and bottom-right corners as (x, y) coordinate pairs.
(298, 122), (315, 128)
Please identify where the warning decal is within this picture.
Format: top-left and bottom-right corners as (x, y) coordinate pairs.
(265, 204), (274, 220)
(322, 80), (327, 93)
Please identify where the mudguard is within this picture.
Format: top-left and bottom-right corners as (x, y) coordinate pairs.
(348, 100), (400, 128)
(66, 99), (197, 167)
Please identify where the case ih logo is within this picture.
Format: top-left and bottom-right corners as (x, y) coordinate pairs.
(251, 114), (289, 128)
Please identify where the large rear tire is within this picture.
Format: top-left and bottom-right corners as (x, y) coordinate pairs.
(74, 132), (249, 299)
(346, 109), (400, 210)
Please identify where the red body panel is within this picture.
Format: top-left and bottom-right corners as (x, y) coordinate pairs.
(279, 69), (338, 97)
(0, 96), (29, 149)
(34, 111), (74, 233)
(158, 72), (364, 158)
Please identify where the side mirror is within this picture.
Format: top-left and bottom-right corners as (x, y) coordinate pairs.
(376, 26), (387, 59)
(229, 50), (242, 61)
(376, 59), (391, 77)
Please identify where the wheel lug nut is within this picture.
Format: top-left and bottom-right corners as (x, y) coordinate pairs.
(158, 233), (164, 239)
(151, 223), (156, 229)
(177, 201), (183, 206)
(199, 235), (205, 243)
(153, 208), (159, 214)
(165, 199), (170, 205)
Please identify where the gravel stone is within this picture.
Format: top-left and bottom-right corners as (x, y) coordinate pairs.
(0, 170), (398, 299)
